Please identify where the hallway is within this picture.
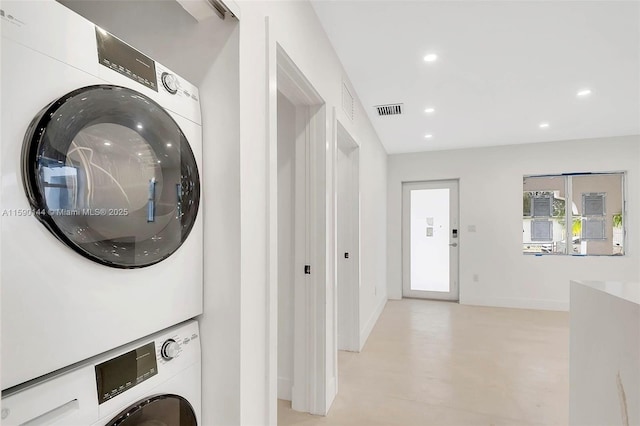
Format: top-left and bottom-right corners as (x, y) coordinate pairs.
(279, 299), (569, 425)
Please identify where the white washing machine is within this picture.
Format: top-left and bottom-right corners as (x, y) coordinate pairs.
(1, 320), (201, 426)
(1, 0), (203, 389)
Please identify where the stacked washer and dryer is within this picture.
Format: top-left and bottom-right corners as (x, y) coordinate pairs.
(1, 1), (203, 424)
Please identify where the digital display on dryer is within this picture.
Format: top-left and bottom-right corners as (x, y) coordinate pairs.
(95, 27), (158, 91)
(95, 342), (158, 404)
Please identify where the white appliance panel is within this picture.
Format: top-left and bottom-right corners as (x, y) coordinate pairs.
(1, 0), (203, 389)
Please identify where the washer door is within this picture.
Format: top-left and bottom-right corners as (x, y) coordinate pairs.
(22, 85), (200, 268)
(107, 394), (197, 426)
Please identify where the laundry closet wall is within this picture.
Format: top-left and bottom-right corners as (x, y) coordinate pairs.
(56, 1), (241, 425)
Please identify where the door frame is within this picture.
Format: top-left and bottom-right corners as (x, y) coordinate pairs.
(267, 34), (333, 418)
(402, 180), (460, 301)
(335, 120), (360, 352)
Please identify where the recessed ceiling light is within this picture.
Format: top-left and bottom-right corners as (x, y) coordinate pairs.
(137, 152), (142, 156)
(103, 142), (111, 146)
(576, 89), (592, 97)
(136, 123), (144, 129)
(166, 143), (172, 147)
(424, 108), (435, 114)
(423, 54), (438, 62)
(424, 134), (433, 139)
(539, 122), (550, 128)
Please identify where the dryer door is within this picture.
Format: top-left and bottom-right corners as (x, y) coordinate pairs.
(107, 394), (197, 426)
(22, 85), (200, 268)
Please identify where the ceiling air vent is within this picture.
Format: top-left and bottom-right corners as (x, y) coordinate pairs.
(375, 103), (403, 116)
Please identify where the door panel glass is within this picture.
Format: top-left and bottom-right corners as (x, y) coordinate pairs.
(108, 394), (197, 426)
(22, 85), (200, 268)
(410, 188), (450, 292)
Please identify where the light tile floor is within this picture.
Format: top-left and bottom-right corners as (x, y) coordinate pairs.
(278, 299), (569, 426)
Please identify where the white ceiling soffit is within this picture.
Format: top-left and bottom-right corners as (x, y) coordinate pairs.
(311, 1), (640, 154)
(176, 0), (239, 21)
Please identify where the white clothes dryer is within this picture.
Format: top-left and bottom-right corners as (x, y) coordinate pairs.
(1, 320), (201, 426)
(1, 0), (203, 389)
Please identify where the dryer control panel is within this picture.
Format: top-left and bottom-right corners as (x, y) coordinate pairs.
(94, 26), (199, 103)
(95, 27), (158, 92)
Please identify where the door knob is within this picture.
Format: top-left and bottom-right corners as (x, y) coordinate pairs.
(449, 243), (458, 247)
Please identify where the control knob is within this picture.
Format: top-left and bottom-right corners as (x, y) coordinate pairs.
(161, 339), (179, 360)
(161, 72), (178, 94)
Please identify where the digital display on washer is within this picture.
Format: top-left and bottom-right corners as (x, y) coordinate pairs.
(95, 342), (158, 404)
(95, 27), (158, 91)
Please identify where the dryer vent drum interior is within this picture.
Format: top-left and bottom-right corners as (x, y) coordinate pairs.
(22, 85), (200, 268)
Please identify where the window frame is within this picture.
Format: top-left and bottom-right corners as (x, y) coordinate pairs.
(523, 171), (626, 256)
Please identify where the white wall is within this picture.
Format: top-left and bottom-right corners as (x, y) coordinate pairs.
(198, 23), (241, 426)
(388, 135), (640, 310)
(357, 115), (389, 347)
(57, 2), (242, 424)
(237, 1), (388, 423)
(276, 91), (296, 401)
(569, 281), (640, 425)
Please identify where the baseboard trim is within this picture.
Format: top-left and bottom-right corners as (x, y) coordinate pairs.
(325, 376), (336, 413)
(461, 296), (569, 312)
(359, 297), (387, 351)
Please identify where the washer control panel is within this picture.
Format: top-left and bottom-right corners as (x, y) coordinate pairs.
(155, 328), (199, 365)
(93, 322), (199, 405)
(95, 342), (157, 405)
(160, 339), (179, 360)
(161, 72), (178, 94)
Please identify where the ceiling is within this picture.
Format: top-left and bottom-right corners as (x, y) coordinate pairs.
(311, 1), (640, 154)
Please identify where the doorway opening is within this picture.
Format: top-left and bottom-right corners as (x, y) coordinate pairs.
(274, 45), (330, 416)
(402, 180), (460, 301)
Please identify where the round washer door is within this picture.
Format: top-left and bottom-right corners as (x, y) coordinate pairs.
(22, 85), (200, 268)
(108, 394), (197, 426)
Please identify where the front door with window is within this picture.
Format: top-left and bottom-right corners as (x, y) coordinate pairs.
(402, 180), (459, 300)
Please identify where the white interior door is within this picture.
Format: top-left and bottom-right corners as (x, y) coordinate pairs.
(276, 91), (297, 402)
(402, 180), (459, 301)
(276, 93), (313, 405)
(336, 123), (359, 352)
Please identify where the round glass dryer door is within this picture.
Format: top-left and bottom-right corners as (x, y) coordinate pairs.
(22, 85), (200, 268)
(107, 394), (197, 426)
